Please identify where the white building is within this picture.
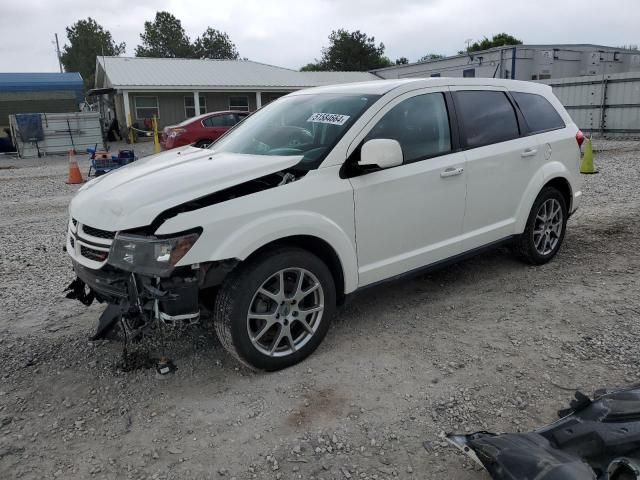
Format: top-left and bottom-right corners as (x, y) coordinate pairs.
(373, 44), (640, 81)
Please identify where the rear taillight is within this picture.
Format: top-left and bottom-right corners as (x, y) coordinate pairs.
(575, 130), (585, 148)
(168, 128), (187, 139)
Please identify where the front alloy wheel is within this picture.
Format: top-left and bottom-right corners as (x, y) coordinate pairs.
(247, 268), (324, 357)
(213, 248), (335, 371)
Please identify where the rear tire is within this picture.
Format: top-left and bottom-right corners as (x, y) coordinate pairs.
(514, 186), (568, 265)
(213, 247), (336, 371)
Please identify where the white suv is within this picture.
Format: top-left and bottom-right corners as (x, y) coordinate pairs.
(66, 78), (583, 370)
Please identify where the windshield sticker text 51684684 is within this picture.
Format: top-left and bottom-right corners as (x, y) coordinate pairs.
(307, 112), (350, 126)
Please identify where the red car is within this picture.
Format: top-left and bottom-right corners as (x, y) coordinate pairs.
(160, 110), (249, 150)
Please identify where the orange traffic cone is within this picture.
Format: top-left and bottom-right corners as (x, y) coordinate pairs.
(66, 149), (84, 184)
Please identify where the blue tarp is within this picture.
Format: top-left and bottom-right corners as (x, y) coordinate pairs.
(0, 72), (84, 100)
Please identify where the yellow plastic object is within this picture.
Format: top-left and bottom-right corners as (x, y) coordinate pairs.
(580, 138), (598, 174)
(153, 115), (161, 154)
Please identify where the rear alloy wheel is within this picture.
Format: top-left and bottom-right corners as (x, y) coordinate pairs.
(515, 186), (568, 265)
(213, 248), (335, 371)
(532, 198), (563, 255)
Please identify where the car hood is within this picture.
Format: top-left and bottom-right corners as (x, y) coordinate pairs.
(69, 146), (301, 231)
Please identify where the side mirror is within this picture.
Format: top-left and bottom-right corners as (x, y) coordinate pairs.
(359, 139), (403, 169)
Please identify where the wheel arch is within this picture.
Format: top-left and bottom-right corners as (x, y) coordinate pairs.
(244, 235), (347, 304)
(515, 170), (574, 233)
(544, 176), (573, 213)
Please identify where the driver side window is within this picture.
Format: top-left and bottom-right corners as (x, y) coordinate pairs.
(366, 93), (452, 164)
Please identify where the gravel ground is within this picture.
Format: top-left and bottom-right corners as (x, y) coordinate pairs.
(1, 140), (639, 480)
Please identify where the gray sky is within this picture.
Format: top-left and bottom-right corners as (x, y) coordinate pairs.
(1, 0), (638, 73)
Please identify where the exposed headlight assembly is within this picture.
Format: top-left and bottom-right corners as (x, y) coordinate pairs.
(108, 230), (201, 277)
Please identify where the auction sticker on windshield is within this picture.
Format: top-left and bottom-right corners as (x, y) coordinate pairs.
(307, 113), (350, 126)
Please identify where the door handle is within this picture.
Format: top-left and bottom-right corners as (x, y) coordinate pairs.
(440, 167), (464, 178)
(521, 148), (538, 158)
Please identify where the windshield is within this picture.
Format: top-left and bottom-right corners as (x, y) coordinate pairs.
(210, 93), (380, 167)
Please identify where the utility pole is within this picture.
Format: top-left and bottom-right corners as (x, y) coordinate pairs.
(465, 38), (473, 53)
(54, 33), (63, 73)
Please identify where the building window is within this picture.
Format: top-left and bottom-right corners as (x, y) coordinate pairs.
(134, 96), (159, 120)
(430, 73), (441, 77)
(463, 68), (475, 78)
(538, 74), (552, 80)
(531, 74), (538, 80)
(184, 95), (207, 118)
(229, 96), (250, 112)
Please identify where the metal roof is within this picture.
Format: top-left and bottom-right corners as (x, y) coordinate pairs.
(0, 72), (83, 95)
(371, 44), (635, 73)
(96, 57), (378, 90)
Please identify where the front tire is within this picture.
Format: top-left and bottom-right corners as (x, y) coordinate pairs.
(213, 248), (336, 371)
(515, 186), (568, 265)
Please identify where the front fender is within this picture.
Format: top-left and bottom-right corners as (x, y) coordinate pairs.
(209, 210), (358, 293)
(155, 167), (359, 294)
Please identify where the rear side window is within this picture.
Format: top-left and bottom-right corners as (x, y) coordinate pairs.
(203, 114), (237, 127)
(203, 115), (224, 127)
(512, 92), (565, 134)
(454, 90), (519, 148)
(365, 92), (451, 164)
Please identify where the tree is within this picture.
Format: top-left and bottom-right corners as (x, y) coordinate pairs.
(395, 57), (409, 65)
(467, 33), (522, 53)
(304, 29), (393, 71)
(418, 53), (445, 62)
(60, 18), (126, 90)
(300, 62), (324, 71)
(135, 11), (192, 58)
(193, 27), (239, 59)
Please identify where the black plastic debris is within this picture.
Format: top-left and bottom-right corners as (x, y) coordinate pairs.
(155, 357), (177, 378)
(446, 386), (640, 480)
(91, 303), (123, 341)
(63, 277), (94, 306)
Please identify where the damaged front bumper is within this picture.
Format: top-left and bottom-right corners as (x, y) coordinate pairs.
(65, 259), (237, 339)
(446, 386), (640, 480)
(65, 259), (200, 339)
(65, 218), (237, 339)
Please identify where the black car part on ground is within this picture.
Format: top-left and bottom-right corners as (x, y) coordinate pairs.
(446, 386), (640, 480)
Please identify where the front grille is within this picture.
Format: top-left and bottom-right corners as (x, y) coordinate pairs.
(80, 245), (109, 262)
(82, 224), (116, 240)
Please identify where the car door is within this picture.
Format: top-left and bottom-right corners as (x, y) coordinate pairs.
(347, 89), (468, 287)
(450, 87), (542, 250)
